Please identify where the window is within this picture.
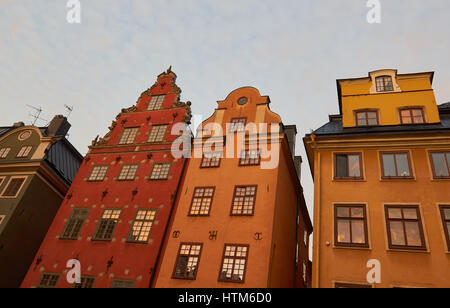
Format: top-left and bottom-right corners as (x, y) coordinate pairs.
(60, 208), (89, 240)
(0, 177), (4, 187)
(219, 244), (249, 283)
(229, 118), (246, 133)
(148, 125), (168, 143)
(0, 215), (5, 226)
(88, 165), (108, 181)
(380, 152), (413, 179)
(375, 76), (393, 92)
(73, 276), (96, 288)
(1, 177), (26, 198)
(385, 205), (426, 250)
(118, 164), (139, 181)
(110, 279), (135, 288)
(147, 95), (165, 111)
(304, 230), (308, 247)
(0, 148), (11, 159)
(17, 146), (33, 158)
(400, 108), (425, 124)
(119, 127), (139, 145)
(200, 152), (222, 168)
(127, 209), (157, 243)
(172, 243), (203, 280)
(37, 273), (61, 288)
(149, 163), (171, 180)
(231, 186), (257, 216)
(189, 187), (215, 216)
(430, 151), (450, 179)
(302, 262), (307, 285)
(335, 282), (372, 288)
(440, 205), (450, 251)
(334, 153), (363, 180)
(239, 149), (261, 166)
(92, 209), (122, 241)
(334, 205), (369, 248)
(355, 110), (379, 126)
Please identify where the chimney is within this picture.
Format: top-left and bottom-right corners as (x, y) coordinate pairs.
(284, 125), (297, 158)
(47, 115), (71, 137)
(13, 122), (25, 127)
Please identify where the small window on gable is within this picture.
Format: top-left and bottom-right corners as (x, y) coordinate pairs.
(0, 148), (11, 159)
(147, 95), (165, 111)
(375, 76), (394, 92)
(119, 127), (139, 145)
(17, 146), (33, 158)
(0, 215), (5, 226)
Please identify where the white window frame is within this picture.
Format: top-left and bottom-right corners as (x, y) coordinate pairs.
(0, 176), (28, 199)
(88, 166), (109, 182)
(17, 146), (33, 158)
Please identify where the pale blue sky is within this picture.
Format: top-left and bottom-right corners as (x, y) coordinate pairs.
(1, 0), (450, 216)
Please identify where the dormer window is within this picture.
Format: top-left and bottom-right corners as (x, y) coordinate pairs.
(355, 110), (379, 126)
(400, 108), (425, 124)
(147, 95), (165, 111)
(375, 76), (394, 92)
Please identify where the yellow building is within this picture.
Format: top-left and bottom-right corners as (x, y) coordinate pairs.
(304, 70), (450, 288)
(154, 87), (312, 288)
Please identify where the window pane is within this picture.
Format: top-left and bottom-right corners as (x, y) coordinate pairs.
(388, 208), (402, 219)
(401, 110), (412, 124)
(403, 208), (418, 220)
(444, 209), (450, 220)
(412, 109), (424, 123)
(390, 221), (406, 246)
(405, 222), (422, 247)
(382, 154), (396, 177)
(395, 154), (410, 177)
(335, 155), (348, 177)
(367, 116), (378, 126)
(432, 153), (449, 177)
(348, 155), (361, 177)
(351, 221), (366, 244)
(336, 207), (350, 218)
(337, 220), (351, 243)
(351, 207), (364, 218)
(446, 223), (450, 238)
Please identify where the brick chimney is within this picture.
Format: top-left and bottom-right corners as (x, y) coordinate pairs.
(46, 115), (71, 137)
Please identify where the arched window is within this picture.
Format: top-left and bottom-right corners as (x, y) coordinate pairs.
(375, 76), (394, 92)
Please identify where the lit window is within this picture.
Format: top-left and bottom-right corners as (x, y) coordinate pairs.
(88, 166), (108, 181)
(1, 177), (26, 197)
(355, 110), (378, 126)
(118, 164), (139, 181)
(385, 205), (426, 250)
(73, 276), (96, 288)
(430, 151), (450, 179)
(148, 125), (168, 143)
(229, 118), (246, 133)
(189, 187), (215, 216)
(119, 127), (139, 144)
(239, 149), (261, 166)
(0, 148), (11, 159)
(150, 163), (171, 180)
(127, 209), (157, 243)
(400, 108), (425, 124)
(375, 76), (394, 92)
(37, 273), (61, 288)
(147, 95), (165, 111)
(60, 208), (89, 240)
(92, 209), (122, 241)
(173, 243), (203, 280)
(381, 152), (412, 178)
(334, 205), (369, 248)
(335, 153), (363, 179)
(17, 146), (32, 158)
(231, 186), (257, 216)
(219, 244), (249, 283)
(200, 152), (222, 168)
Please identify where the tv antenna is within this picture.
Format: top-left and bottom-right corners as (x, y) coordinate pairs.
(26, 105), (48, 126)
(64, 105), (74, 118)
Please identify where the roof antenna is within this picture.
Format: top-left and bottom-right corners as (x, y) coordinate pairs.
(26, 105), (48, 126)
(64, 105), (74, 118)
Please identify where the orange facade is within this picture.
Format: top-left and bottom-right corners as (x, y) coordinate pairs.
(154, 87), (312, 288)
(305, 70), (450, 288)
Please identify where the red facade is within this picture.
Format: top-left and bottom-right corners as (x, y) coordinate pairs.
(21, 69), (192, 288)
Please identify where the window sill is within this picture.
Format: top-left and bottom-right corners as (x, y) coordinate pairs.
(380, 177), (416, 181)
(431, 178), (450, 181)
(333, 178), (365, 182)
(387, 248), (429, 254)
(333, 245), (371, 251)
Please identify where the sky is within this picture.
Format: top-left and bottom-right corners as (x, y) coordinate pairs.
(1, 0), (450, 219)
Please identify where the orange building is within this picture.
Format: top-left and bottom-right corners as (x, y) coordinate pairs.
(154, 87), (312, 288)
(304, 70), (450, 288)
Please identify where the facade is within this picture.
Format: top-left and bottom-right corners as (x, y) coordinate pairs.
(21, 68), (192, 288)
(0, 116), (82, 287)
(304, 69), (450, 288)
(154, 87), (312, 288)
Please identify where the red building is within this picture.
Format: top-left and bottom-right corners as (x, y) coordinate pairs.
(21, 68), (192, 288)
